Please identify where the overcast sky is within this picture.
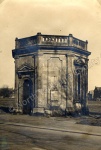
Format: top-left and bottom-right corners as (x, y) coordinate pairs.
(0, 0), (101, 91)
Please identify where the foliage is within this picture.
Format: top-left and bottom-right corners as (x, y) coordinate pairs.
(0, 86), (13, 98)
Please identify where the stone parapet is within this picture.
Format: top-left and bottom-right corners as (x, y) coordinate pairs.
(15, 33), (88, 51)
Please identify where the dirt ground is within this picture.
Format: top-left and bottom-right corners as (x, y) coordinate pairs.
(0, 100), (101, 150)
(0, 100), (101, 127)
(77, 100), (101, 126)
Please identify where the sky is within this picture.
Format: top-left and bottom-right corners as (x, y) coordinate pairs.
(0, 0), (101, 91)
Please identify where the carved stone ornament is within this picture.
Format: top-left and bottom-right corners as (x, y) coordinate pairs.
(74, 57), (85, 66)
(17, 64), (35, 79)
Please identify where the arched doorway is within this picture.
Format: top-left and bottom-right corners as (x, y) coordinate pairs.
(23, 79), (33, 114)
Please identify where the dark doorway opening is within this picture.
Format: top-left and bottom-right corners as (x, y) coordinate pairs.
(23, 79), (33, 114)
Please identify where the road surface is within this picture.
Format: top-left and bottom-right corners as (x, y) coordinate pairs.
(0, 122), (101, 150)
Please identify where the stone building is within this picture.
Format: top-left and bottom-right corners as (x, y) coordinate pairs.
(94, 87), (101, 101)
(12, 33), (91, 115)
(88, 90), (94, 100)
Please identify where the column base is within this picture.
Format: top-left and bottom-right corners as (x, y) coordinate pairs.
(81, 106), (89, 115)
(65, 107), (75, 116)
(33, 107), (45, 116)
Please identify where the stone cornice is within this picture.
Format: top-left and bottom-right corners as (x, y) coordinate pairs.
(12, 45), (91, 58)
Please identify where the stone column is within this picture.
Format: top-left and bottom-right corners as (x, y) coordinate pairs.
(81, 67), (85, 110)
(73, 72), (78, 104)
(82, 59), (89, 114)
(14, 56), (20, 112)
(80, 68), (83, 103)
(35, 54), (38, 108)
(66, 55), (74, 113)
(65, 54), (68, 110)
(85, 59), (88, 108)
(32, 55), (36, 110)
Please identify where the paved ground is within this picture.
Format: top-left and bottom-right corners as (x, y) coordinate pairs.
(0, 114), (101, 150)
(0, 100), (101, 150)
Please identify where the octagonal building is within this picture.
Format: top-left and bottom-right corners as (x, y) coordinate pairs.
(12, 33), (91, 115)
